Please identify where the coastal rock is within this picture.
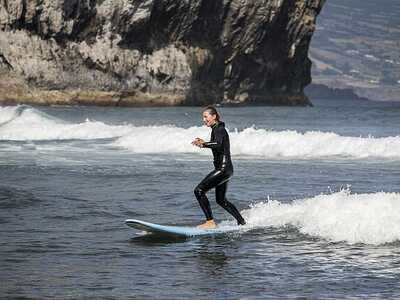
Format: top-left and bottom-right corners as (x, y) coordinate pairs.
(0, 0), (325, 106)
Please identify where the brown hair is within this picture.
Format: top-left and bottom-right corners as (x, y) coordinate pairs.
(202, 105), (220, 121)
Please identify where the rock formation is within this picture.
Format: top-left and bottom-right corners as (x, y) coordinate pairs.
(0, 0), (325, 106)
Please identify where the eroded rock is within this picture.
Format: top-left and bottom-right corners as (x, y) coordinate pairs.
(0, 0), (325, 106)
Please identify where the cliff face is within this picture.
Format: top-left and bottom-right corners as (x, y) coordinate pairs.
(0, 0), (325, 106)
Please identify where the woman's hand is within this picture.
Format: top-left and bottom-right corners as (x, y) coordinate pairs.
(191, 138), (205, 148)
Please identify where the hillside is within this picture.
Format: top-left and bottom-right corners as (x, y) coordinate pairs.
(309, 0), (400, 101)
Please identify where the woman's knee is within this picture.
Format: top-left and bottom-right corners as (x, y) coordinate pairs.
(194, 186), (205, 198)
(216, 197), (228, 207)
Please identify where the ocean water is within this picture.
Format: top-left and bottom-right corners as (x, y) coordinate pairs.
(1, 99), (400, 299)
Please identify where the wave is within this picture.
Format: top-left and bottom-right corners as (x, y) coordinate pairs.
(1, 106), (400, 160)
(242, 190), (400, 245)
(114, 126), (400, 159)
(0, 105), (133, 140)
(0, 105), (27, 126)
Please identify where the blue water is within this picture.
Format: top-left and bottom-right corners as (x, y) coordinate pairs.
(1, 99), (400, 299)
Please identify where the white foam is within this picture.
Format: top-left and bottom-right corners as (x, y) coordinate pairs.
(1, 106), (400, 159)
(0, 106), (22, 124)
(242, 190), (400, 245)
(231, 127), (400, 159)
(0, 106), (133, 140)
(113, 125), (208, 154)
(114, 126), (400, 159)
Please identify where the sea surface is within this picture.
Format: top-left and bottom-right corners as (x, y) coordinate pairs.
(1, 99), (400, 299)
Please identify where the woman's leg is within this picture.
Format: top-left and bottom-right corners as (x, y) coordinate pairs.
(194, 169), (228, 221)
(215, 182), (246, 225)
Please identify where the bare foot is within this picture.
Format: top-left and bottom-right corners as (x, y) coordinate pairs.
(197, 220), (217, 229)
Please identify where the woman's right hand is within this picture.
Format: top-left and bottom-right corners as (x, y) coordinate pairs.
(191, 138), (205, 147)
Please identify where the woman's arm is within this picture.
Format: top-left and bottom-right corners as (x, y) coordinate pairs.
(192, 128), (226, 150)
(202, 128), (225, 151)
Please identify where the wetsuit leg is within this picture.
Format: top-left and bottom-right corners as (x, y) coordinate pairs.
(194, 169), (230, 221)
(215, 182), (246, 225)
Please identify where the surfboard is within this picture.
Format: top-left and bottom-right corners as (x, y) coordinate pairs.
(125, 219), (241, 237)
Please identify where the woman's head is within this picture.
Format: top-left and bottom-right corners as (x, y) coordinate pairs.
(202, 106), (220, 127)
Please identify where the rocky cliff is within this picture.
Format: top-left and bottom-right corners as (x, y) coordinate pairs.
(0, 0), (325, 106)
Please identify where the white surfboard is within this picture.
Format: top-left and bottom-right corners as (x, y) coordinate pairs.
(125, 219), (241, 237)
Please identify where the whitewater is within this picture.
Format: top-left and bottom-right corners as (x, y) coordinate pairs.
(1, 105), (400, 160)
(241, 189), (400, 245)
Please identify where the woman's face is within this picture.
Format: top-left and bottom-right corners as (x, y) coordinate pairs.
(202, 111), (217, 127)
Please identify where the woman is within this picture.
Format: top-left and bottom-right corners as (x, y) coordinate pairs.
(191, 106), (246, 229)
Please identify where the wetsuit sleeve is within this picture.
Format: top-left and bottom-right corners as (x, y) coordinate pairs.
(203, 127), (225, 151)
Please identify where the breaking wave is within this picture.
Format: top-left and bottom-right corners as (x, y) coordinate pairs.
(1, 105), (400, 159)
(0, 105), (132, 140)
(242, 190), (400, 245)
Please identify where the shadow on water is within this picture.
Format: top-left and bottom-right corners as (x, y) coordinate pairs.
(129, 233), (188, 245)
(128, 229), (245, 246)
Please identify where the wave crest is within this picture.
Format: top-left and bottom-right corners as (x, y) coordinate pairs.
(1, 106), (400, 160)
(0, 105), (132, 140)
(243, 190), (400, 245)
(114, 126), (400, 159)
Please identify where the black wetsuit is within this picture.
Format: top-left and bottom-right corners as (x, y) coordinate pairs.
(194, 121), (246, 225)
